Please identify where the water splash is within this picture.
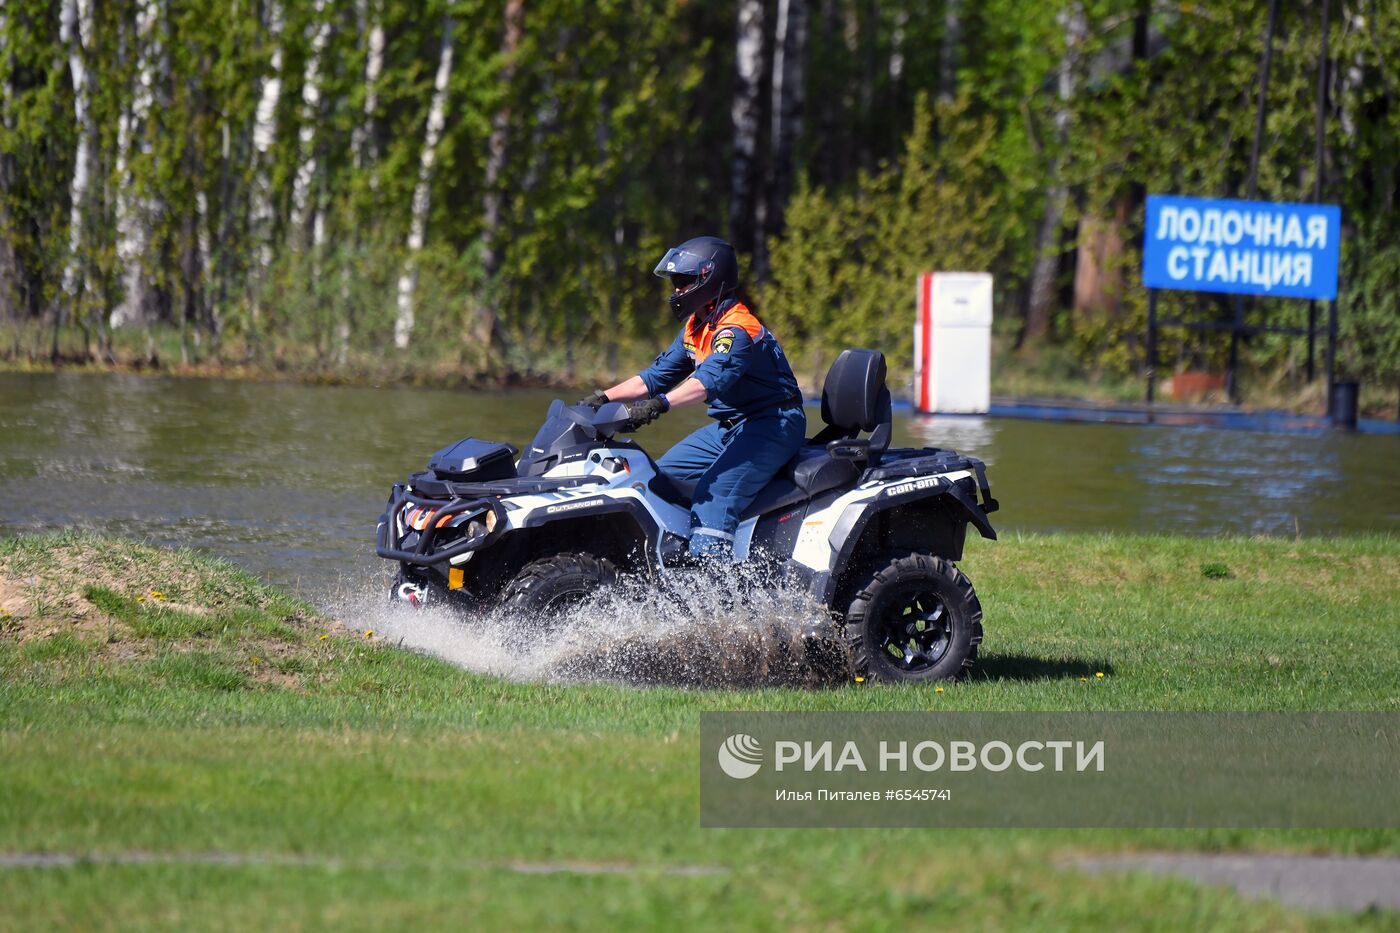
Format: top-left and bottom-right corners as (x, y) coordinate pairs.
(333, 565), (853, 689)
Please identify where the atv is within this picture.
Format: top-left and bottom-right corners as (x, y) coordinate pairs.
(376, 348), (998, 682)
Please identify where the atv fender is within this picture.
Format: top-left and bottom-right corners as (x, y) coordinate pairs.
(519, 495), (664, 566)
(830, 477), (996, 550)
(941, 482), (998, 542)
(811, 478), (997, 606)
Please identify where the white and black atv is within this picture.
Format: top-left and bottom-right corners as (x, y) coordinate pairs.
(376, 349), (998, 683)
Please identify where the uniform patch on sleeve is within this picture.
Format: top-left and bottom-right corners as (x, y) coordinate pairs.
(713, 329), (735, 355)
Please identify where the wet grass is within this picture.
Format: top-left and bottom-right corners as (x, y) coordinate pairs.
(2, 531), (1399, 929)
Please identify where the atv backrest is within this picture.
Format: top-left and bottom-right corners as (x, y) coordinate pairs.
(815, 348), (892, 460)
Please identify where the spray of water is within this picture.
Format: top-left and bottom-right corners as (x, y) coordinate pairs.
(331, 564), (854, 689)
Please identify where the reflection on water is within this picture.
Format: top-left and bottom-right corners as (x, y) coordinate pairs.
(2, 372), (1397, 602)
(905, 413), (1398, 538)
(908, 415), (1000, 462)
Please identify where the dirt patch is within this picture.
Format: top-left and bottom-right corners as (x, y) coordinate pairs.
(0, 573), (115, 642)
(1, 535), (344, 674)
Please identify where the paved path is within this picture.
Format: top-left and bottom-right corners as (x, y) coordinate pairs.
(1077, 853), (1400, 913)
(0, 850), (725, 878)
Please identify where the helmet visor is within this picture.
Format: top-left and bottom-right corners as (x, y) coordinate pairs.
(653, 248), (710, 280)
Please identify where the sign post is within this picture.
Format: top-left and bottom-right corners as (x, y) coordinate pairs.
(1141, 194), (1341, 406)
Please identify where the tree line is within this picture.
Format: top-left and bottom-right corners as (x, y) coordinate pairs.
(1, 0), (1397, 395)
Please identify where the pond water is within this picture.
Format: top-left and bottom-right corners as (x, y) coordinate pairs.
(2, 372), (1396, 603)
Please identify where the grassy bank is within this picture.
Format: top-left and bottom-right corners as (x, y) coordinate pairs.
(3, 531), (1400, 929)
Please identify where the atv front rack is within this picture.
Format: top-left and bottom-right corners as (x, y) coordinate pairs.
(375, 474), (606, 567)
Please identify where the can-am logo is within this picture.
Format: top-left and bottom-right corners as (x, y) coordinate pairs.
(884, 477), (942, 498)
(718, 734), (763, 779)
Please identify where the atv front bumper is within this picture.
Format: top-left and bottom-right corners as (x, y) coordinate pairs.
(375, 484), (508, 567)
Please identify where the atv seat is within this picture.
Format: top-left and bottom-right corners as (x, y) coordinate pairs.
(795, 346), (892, 478)
(738, 349), (893, 518)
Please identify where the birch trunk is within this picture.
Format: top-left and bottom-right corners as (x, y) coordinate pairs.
(477, 0), (522, 357)
(289, 0), (331, 245)
(248, 1), (285, 348)
(393, 18), (454, 351)
(939, 0), (961, 103)
(0, 8), (18, 320)
(889, 4), (907, 83)
(337, 0), (383, 367)
(729, 0), (764, 256)
(112, 0), (159, 329)
(59, 0), (95, 352)
(761, 0), (808, 278)
(1024, 3), (1085, 343)
(353, 0), (384, 173)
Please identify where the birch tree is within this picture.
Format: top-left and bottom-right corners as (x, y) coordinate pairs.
(289, 0), (331, 246)
(939, 0), (961, 103)
(729, 0), (764, 255)
(0, 7), (17, 319)
(1024, 2), (1085, 342)
(59, 0), (95, 350)
(393, 16), (453, 350)
(112, 0), (160, 329)
(352, 0), (384, 174)
(762, 0), (808, 277)
(336, 0), (384, 365)
(478, 0), (522, 357)
(248, 0), (285, 347)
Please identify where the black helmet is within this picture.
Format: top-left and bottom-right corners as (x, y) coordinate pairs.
(653, 235), (738, 323)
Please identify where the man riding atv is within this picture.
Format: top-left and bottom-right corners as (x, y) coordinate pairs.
(580, 236), (806, 561)
(378, 237), (1000, 682)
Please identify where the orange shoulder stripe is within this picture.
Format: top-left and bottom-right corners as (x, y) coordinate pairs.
(716, 302), (764, 340)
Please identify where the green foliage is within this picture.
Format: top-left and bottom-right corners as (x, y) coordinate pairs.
(0, 0), (1396, 392)
(764, 95), (1008, 383)
(1340, 219), (1400, 388)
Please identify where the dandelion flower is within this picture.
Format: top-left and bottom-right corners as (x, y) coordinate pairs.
(1095, 672), (1104, 678)
(319, 634), (329, 641)
(854, 676), (865, 684)
(1079, 677), (1088, 683)
(364, 630), (374, 638)
(935, 686), (944, 693)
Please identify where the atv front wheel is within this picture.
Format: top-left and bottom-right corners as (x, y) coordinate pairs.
(499, 553), (618, 618)
(843, 552), (983, 683)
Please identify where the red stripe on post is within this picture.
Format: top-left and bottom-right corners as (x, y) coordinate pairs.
(919, 273), (934, 412)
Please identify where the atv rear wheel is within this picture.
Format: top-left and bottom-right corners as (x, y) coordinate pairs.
(843, 552), (983, 683)
(499, 553), (618, 619)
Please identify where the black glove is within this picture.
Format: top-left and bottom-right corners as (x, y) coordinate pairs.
(623, 397), (668, 431)
(577, 389), (610, 409)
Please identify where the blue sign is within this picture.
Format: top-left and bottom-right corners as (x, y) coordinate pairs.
(1143, 194), (1340, 300)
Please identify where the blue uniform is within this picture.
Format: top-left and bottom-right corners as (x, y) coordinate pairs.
(637, 298), (806, 557)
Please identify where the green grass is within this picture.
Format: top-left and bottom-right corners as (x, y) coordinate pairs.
(2, 531), (1399, 930)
